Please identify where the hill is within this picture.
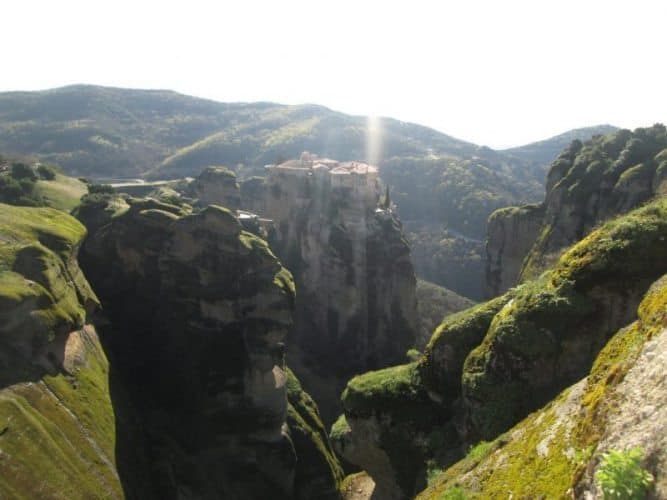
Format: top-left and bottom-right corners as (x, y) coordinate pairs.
(502, 124), (618, 168)
(0, 84), (477, 179)
(0, 85), (621, 299)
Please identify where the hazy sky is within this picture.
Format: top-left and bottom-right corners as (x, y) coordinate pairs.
(3, 0), (667, 148)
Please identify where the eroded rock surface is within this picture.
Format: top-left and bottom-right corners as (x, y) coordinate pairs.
(334, 197), (667, 499)
(419, 275), (667, 499)
(0, 204), (123, 498)
(486, 124), (667, 297)
(243, 154), (418, 421)
(78, 197), (341, 499)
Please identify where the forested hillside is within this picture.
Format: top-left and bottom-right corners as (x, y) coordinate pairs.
(0, 85), (614, 299)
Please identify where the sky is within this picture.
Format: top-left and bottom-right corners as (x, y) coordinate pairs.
(3, 0), (667, 148)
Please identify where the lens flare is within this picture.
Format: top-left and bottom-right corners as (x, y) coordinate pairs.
(366, 115), (383, 167)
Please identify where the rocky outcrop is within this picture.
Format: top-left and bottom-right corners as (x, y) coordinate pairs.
(0, 204), (123, 498)
(486, 124), (667, 297)
(419, 274), (667, 499)
(78, 196), (342, 499)
(333, 197), (667, 499)
(485, 204), (544, 297)
(187, 165), (241, 209)
(243, 155), (418, 421)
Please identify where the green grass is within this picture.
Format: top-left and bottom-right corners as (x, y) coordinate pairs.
(34, 173), (87, 211)
(0, 331), (121, 498)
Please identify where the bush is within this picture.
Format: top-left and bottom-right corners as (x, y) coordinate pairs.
(87, 183), (115, 194)
(11, 162), (37, 181)
(595, 447), (653, 499)
(36, 164), (57, 180)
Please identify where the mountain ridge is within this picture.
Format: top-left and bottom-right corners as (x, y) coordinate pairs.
(0, 84), (613, 178)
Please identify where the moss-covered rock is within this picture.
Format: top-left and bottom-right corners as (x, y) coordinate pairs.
(486, 124), (667, 297)
(186, 165), (241, 209)
(338, 197), (667, 498)
(0, 204), (121, 498)
(463, 197), (667, 440)
(420, 292), (513, 401)
(77, 195), (340, 498)
(418, 273), (667, 499)
(335, 363), (451, 499)
(286, 369), (343, 500)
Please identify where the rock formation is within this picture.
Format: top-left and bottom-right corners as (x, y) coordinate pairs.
(332, 196), (667, 499)
(242, 153), (418, 421)
(186, 165), (241, 209)
(486, 124), (667, 297)
(419, 273), (667, 499)
(77, 196), (342, 499)
(0, 204), (124, 498)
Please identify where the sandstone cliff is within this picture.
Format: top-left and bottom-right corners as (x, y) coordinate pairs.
(486, 124), (667, 297)
(332, 197), (667, 499)
(77, 196), (342, 499)
(0, 204), (123, 498)
(242, 155), (418, 421)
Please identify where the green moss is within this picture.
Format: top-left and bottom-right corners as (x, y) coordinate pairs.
(418, 274), (667, 500)
(329, 414), (350, 443)
(420, 292), (512, 398)
(0, 330), (122, 498)
(419, 387), (578, 500)
(342, 363), (423, 418)
(34, 173), (88, 211)
(575, 275), (667, 448)
(285, 368), (343, 499)
(0, 203), (87, 266)
(552, 197), (667, 290)
(0, 205), (97, 349)
(461, 198), (667, 440)
(273, 266), (296, 297)
(465, 441), (493, 463)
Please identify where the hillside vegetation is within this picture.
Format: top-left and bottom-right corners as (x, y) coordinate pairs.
(487, 123), (667, 297)
(0, 85), (617, 299)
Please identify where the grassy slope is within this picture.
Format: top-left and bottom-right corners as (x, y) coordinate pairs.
(0, 204), (120, 498)
(34, 173), (88, 211)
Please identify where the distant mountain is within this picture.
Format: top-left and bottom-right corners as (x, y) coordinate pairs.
(502, 124), (619, 168)
(0, 85), (623, 299)
(0, 84), (478, 179)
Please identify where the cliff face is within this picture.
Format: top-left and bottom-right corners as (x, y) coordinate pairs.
(485, 204), (544, 298)
(486, 124), (667, 297)
(420, 274), (667, 499)
(0, 204), (123, 498)
(243, 155), (418, 421)
(333, 197), (667, 499)
(78, 196), (342, 499)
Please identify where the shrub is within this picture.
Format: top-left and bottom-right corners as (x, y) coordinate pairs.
(36, 164), (57, 180)
(87, 183), (115, 194)
(11, 162), (37, 181)
(595, 447), (653, 499)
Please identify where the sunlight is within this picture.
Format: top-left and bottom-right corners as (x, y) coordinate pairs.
(366, 115), (383, 167)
